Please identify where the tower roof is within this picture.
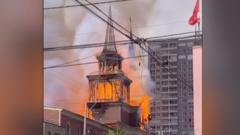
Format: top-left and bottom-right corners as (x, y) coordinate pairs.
(102, 6), (117, 53)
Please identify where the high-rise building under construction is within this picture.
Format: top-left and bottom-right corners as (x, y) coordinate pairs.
(148, 35), (202, 135)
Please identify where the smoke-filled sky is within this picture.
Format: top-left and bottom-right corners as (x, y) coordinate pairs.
(44, 0), (202, 114)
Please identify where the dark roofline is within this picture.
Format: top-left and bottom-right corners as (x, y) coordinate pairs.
(44, 107), (114, 131)
(148, 34), (202, 43)
(60, 108), (114, 131)
(86, 72), (132, 83)
(106, 122), (147, 134)
(44, 121), (64, 128)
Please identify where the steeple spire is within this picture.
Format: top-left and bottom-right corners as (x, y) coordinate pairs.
(103, 5), (117, 53)
(128, 17), (135, 57)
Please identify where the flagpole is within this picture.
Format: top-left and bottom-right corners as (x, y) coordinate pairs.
(195, 22), (197, 45)
(198, 0), (201, 41)
(197, 5), (201, 44)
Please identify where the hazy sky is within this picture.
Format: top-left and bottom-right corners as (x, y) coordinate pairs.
(43, 0), (202, 113)
(44, 0), (202, 47)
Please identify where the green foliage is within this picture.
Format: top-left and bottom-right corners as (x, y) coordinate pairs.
(105, 130), (115, 135)
(105, 129), (129, 135)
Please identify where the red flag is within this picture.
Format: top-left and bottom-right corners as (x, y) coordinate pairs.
(188, 0), (199, 25)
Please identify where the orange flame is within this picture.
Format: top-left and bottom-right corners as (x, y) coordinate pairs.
(122, 58), (151, 126)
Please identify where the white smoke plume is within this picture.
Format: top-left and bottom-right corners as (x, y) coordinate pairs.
(44, 0), (196, 114)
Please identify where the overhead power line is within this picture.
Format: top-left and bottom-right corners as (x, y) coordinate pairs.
(146, 31), (202, 41)
(73, 0), (135, 43)
(44, 33), (202, 52)
(44, 55), (148, 69)
(83, 0), (138, 38)
(44, 0), (200, 89)
(73, 0), (162, 66)
(44, 0), (132, 10)
(44, 45), (126, 69)
(44, 40), (131, 52)
(73, 0), (195, 89)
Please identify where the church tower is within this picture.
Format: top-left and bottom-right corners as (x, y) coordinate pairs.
(86, 6), (140, 127)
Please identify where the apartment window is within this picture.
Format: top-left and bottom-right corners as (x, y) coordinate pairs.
(170, 62), (177, 66)
(161, 44), (168, 48)
(170, 100), (177, 104)
(170, 74), (177, 78)
(151, 64), (156, 67)
(162, 81), (168, 85)
(170, 55), (177, 61)
(161, 87), (168, 92)
(169, 49), (178, 54)
(161, 106), (168, 110)
(162, 75), (169, 79)
(169, 87), (177, 91)
(151, 126), (156, 130)
(169, 93), (178, 97)
(187, 42), (194, 47)
(170, 81), (177, 85)
(170, 125), (178, 130)
(162, 100), (169, 104)
(151, 70), (155, 74)
(170, 119), (178, 123)
(161, 112), (169, 117)
(187, 54), (193, 60)
(178, 55), (186, 59)
(178, 43), (186, 47)
(162, 68), (168, 72)
(170, 112), (178, 117)
(151, 107), (155, 112)
(170, 43), (177, 48)
(170, 106), (178, 110)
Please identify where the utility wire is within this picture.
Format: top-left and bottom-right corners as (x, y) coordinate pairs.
(45, 45), (126, 69)
(44, 33), (202, 52)
(146, 31), (202, 41)
(72, 0), (196, 70)
(44, 0), (132, 10)
(77, 0), (194, 90)
(44, 40), (131, 51)
(48, 0), (198, 90)
(59, 0), (191, 90)
(74, 0), (134, 43)
(44, 55), (148, 69)
(83, 0), (138, 39)
(45, 55), (94, 68)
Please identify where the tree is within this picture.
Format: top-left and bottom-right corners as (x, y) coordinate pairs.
(105, 129), (129, 135)
(105, 130), (115, 135)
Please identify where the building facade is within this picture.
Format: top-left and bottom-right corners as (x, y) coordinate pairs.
(148, 35), (202, 135)
(44, 122), (65, 135)
(44, 107), (114, 135)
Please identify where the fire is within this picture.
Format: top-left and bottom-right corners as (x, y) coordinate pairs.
(88, 80), (129, 103)
(84, 45), (153, 128)
(96, 82), (113, 100)
(122, 56), (152, 126)
(130, 96), (151, 124)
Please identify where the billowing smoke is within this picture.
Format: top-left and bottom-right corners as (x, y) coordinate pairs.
(73, 1), (158, 117)
(44, 0), (196, 115)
